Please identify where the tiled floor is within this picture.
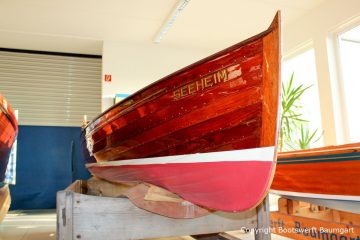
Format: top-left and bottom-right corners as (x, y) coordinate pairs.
(0, 209), (290, 240)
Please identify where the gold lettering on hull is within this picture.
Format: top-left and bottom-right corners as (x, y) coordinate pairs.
(173, 67), (236, 100)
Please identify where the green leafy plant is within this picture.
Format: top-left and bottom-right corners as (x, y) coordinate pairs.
(279, 72), (322, 152)
(297, 125), (322, 150)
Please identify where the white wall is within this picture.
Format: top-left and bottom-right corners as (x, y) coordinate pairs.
(283, 0), (360, 145)
(101, 41), (211, 110)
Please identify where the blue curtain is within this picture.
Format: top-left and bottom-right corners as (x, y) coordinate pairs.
(9, 125), (91, 210)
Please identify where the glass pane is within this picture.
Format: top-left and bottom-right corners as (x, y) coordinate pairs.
(338, 26), (360, 143)
(282, 49), (323, 150)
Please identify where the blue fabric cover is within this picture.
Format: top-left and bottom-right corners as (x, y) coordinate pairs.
(9, 126), (90, 210)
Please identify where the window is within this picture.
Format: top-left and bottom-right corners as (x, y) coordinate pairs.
(282, 48), (323, 149)
(338, 25), (360, 143)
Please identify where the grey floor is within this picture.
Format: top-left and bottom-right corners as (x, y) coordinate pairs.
(0, 209), (290, 240)
(0, 210), (56, 240)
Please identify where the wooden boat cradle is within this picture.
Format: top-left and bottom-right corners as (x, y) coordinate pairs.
(57, 179), (272, 240)
(57, 179), (360, 240)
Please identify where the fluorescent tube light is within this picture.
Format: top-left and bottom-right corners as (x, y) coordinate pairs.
(153, 0), (191, 43)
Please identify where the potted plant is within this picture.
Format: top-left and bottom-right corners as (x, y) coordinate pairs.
(279, 73), (322, 152)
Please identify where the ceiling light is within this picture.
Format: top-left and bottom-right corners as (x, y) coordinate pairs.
(153, 0), (191, 44)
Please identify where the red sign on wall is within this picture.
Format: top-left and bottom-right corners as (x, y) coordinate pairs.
(104, 74), (112, 82)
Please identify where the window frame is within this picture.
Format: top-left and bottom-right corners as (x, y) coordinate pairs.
(330, 19), (360, 143)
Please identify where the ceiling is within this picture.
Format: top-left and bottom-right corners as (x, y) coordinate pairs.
(0, 0), (327, 55)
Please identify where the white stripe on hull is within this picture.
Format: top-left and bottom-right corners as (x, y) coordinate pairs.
(271, 190), (360, 202)
(87, 146), (276, 167)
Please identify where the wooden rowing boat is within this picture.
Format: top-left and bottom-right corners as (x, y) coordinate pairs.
(82, 12), (281, 212)
(0, 94), (17, 222)
(271, 142), (360, 213)
(0, 94), (18, 183)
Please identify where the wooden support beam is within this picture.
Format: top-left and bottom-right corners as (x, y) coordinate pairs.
(192, 233), (227, 240)
(218, 232), (243, 240)
(278, 198), (288, 214)
(86, 177), (130, 197)
(85, 177), (211, 219)
(287, 199), (300, 215)
(0, 185), (10, 223)
(255, 195), (271, 240)
(192, 232), (242, 240)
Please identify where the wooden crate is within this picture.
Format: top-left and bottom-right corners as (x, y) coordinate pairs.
(270, 198), (360, 240)
(57, 180), (271, 240)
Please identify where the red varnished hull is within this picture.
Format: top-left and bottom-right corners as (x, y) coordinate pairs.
(0, 95), (18, 182)
(87, 41), (265, 161)
(89, 161), (274, 212)
(84, 12), (281, 212)
(87, 146), (276, 212)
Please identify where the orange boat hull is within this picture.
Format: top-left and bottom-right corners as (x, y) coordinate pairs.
(0, 95), (18, 182)
(271, 143), (360, 212)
